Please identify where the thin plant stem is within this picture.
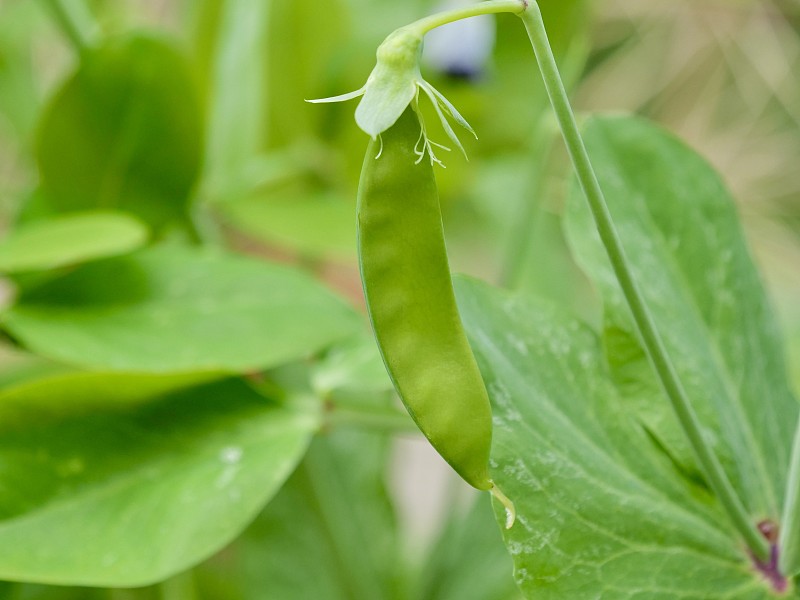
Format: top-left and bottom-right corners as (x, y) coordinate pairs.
(410, 0), (526, 35)
(41, 0), (99, 53)
(779, 421), (800, 574)
(518, 0), (770, 561)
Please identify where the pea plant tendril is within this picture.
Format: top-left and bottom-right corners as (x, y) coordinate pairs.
(312, 0), (784, 568)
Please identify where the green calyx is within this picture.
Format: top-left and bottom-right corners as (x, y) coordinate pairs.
(308, 25), (475, 166)
(357, 28), (423, 140)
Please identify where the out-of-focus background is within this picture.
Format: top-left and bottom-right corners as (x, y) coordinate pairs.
(0, 0), (798, 596)
(2, 0), (797, 367)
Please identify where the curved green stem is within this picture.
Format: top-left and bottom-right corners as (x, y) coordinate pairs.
(410, 0), (526, 35)
(518, 0), (769, 562)
(41, 0), (99, 53)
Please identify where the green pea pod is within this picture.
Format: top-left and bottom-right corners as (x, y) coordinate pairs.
(357, 106), (499, 495)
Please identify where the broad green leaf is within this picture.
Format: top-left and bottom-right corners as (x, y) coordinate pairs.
(413, 495), (522, 600)
(195, 416), (399, 600)
(35, 34), (203, 231)
(0, 373), (318, 587)
(2, 244), (360, 373)
(455, 276), (784, 598)
(0, 211), (148, 273)
(563, 115), (798, 521)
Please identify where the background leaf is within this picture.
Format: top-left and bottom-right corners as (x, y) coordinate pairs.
(411, 494), (521, 600)
(0, 373), (318, 587)
(0, 211), (148, 273)
(195, 415), (400, 600)
(563, 115), (798, 521)
(2, 244), (360, 373)
(35, 34), (203, 232)
(456, 276), (782, 598)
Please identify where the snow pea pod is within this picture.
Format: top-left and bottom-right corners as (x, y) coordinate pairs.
(356, 106), (493, 491)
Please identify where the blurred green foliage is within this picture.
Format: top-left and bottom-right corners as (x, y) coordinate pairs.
(34, 34), (203, 231)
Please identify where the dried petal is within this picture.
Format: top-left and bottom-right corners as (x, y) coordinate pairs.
(418, 80), (468, 158)
(426, 83), (477, 138)
(306, 87), (366, 104)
